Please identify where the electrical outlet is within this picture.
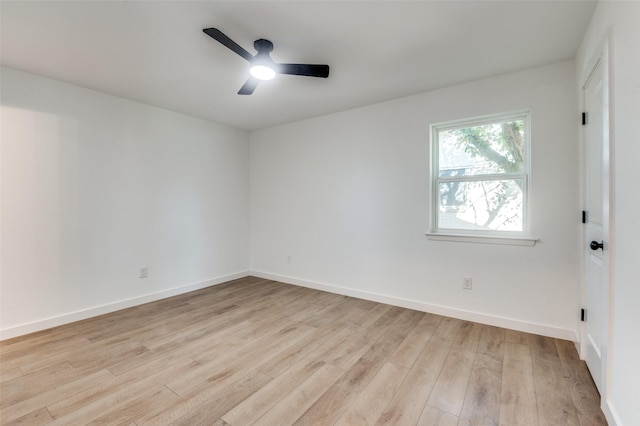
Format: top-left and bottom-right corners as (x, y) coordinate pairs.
(140, 267), (148, 278)
(286, 255), (292, 264)
(463, 277), (472, 290)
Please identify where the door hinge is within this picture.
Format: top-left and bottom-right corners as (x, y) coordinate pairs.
(582, 210), (588, 224)
(582, 112), (588, 125)
(581, 308), (587, 322)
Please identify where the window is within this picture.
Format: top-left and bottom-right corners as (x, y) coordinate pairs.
(429, 111), (533, 244)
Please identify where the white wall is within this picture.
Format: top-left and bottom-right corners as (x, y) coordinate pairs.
(2, 61), (585, 344)
(1, 67), (250, 339)
(250, 61), (580, 339)
(577, 2), (640, 425)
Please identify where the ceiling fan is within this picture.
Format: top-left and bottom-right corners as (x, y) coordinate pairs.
(203, 28), (330, 95)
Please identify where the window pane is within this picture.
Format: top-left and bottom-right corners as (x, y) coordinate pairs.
(438, 119), (525, 176)
(437, 179), (524, 232)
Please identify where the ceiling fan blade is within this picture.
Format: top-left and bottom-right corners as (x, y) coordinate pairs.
(203, 28), (253, 62)
(277, 64), (330, 78)
(238, 77), (259, 95)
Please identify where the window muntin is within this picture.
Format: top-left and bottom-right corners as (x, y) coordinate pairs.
(431, 112), (530, 235)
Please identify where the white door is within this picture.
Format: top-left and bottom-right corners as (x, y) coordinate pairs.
(583, 56), (609, 393)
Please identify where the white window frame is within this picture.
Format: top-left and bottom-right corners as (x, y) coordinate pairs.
(426, 111), (537, 246)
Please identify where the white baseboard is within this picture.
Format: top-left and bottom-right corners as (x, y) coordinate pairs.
(252, 270), (577, 341)
(0, 270), (250, 341)
(2, 269), (577, 343)
(603, 399), (622, 426)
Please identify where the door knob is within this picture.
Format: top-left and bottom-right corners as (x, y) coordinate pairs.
(590, 240), (604, 251)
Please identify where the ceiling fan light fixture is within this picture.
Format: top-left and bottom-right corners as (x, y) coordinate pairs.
(203, 28), (330, 95)
(250, 64), (276, 80)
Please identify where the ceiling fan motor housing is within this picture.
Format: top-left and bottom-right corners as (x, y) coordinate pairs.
(254, 39), (273, 54)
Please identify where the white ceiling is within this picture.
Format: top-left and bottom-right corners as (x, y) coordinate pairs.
(1, 1), (596, 131)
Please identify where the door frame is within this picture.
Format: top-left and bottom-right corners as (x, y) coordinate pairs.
(579, 32), (615, 414)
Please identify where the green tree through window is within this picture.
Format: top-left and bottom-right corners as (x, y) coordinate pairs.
(432, 112), (529, 234)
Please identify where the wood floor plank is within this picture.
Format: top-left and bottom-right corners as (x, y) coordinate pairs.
(136, 371), (271, 424)
(504, 329), (531, 346)
(1, 361), (101, 411)
(315, 324), (375, 370)
(141, 311), (253, 351)
(166, 322), (315, 395)
(450, 321), (483, 353)
(564, 368), (608, 426)
(47, 358), (200, 425)
(334, 362), (408, 425)
(0, 277), (605, 426)
(165, 371), (272, 426)
(531, 334), (564, 377)
(109, 302), (241, 347)
(256, 363), (345, 425)
(426, 348), (476, 416)
(499, 341), (538, 426)
(351, 303), (393, 328)
(45, 344), (198, 419)
(417, 405), (460, 426)
(16, 338), (148, 375)
(1, 407), (53, 426)
(534, 372), (580, 426)
(305, 297), (371, 328)
(503, 342), (534, 375)
(0, 334), (89, 364)
(294, 309), (422, 425)
(0, 369), (114, 423)
(320, 306), (406, 370)
(376, 336), (453, 425)
(256, 321), (346, 378)
(221, 358), (326, 424)
(477, 325), (506, 358)
(142, 301), (287, 364)
(458, 353), (502, 426)
(426, 321), (482, 416)
(555, 339), (586, 373)
(0, 335), (91, 373)
(500, 369), (539, 426)
(0, 367), (22, 385)
(431, 316), (465, 342)
(107, 332), (228, 377)
(388, 312), (442, 368)
(87, 385), (178, 424)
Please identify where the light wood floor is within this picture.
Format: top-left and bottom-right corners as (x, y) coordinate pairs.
(1, 276), (607, 425)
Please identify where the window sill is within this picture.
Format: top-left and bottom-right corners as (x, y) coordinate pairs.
(425, 232), (538, 246)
